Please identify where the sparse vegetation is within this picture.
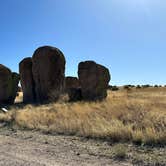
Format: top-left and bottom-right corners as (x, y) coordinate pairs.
(136, 85), (141, 89)
(0, 87), (166, 146)
(112, 144), (127, 159)
(123, 85), (131, 90)
(142, 84), (151, 88)
(108, 85), (119, 91)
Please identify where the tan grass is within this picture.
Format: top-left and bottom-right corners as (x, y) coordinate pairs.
(1, 87), (166, 145)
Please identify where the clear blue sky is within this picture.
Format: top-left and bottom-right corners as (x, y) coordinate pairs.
(0, 0), (166, 85)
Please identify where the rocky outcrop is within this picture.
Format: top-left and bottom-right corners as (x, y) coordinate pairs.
(0, 64), (19, 105)
(19, 47), (111, 103)
(32, 46), (66, 103)
(19, 57), (36, 103)
(78, 61), (110, 101)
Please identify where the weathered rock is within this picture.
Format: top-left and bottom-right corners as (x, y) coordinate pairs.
(65, 77), (81, 101)
(19, 57), (36, 103)
(0, 64), (19, 105)
(32, 46), (66, 103)
(0, 65), (12, 104)
(65, 77), (80, 91)
(68, 88), (82, 102)
(78, 61), (110, 101)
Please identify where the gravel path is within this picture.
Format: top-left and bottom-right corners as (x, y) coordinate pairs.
(0, 128), (132, 166)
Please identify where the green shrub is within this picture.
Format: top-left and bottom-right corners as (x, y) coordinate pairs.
(113, 144), (127, 160)
(108, 85), (119, 91)
(142, 84), (150, 88)
(136, 85), (141, 89)
(123, 85), (131, 90)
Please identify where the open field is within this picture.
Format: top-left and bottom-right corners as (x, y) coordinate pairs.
(0, 87), (166, 165)
(2, 87), (166, 145)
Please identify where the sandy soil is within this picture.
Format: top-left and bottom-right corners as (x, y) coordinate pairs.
(0, 127), (132, 166)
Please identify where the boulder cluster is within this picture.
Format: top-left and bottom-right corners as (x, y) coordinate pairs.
(0, 46), (110, 105)
(0, 65), (19, 105)
(20, 46), (65, 103)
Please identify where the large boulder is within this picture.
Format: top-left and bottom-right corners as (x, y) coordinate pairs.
(32, 46), (66, 103)
(78, 61), (110, 101)
(0, 64), (19, 105)
(65, 77), (81, 101)
(19, 57), (36, 103)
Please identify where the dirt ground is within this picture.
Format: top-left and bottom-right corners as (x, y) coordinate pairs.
(0, 126), (132, 166)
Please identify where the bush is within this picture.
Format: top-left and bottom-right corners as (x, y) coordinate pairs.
(123, 85), (131, 90)
(142, 84), (150, 88)
(113, 144), (127, 160)
(129, 85), (135, 88)
(108, 85), (119, 91)
(136, 85), (141, 89)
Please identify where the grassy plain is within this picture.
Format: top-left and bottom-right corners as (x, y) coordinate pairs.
(1, 87), (165, 146)
(0, 87), (166, 165)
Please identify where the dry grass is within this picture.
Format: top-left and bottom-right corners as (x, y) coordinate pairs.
(0, 87), (166, 145)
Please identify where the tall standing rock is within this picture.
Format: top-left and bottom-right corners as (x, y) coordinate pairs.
(0, 64), (19, 105)
(19, 57), (36, 103)
(78, 61), (110, 101)
(32, 46), (66, 103)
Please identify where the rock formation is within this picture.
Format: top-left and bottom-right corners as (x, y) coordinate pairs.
(78, 61), (110, 101)
(65, 77), (81, 101)
(0, 64), (19, 105)
(32, 46), (66, 103)
(65, 77), (80, 91)
(19, 57), (36, 103)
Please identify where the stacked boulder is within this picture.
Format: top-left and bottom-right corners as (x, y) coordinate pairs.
(19, 46), (66, 103)
(0, 64), (19, 105)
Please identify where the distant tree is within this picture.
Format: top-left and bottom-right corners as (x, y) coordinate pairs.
(111, 86), (119, 91)
(136, 85), (141, 89)
(123, 85), (131, 90)
(108, 85), (119, 91)
(127, 85), (135, 88)
(142, 84), (150, 88)
(130, 85), (135, 88)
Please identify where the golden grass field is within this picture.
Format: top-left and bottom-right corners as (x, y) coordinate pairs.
(0, 87), (166, 145)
